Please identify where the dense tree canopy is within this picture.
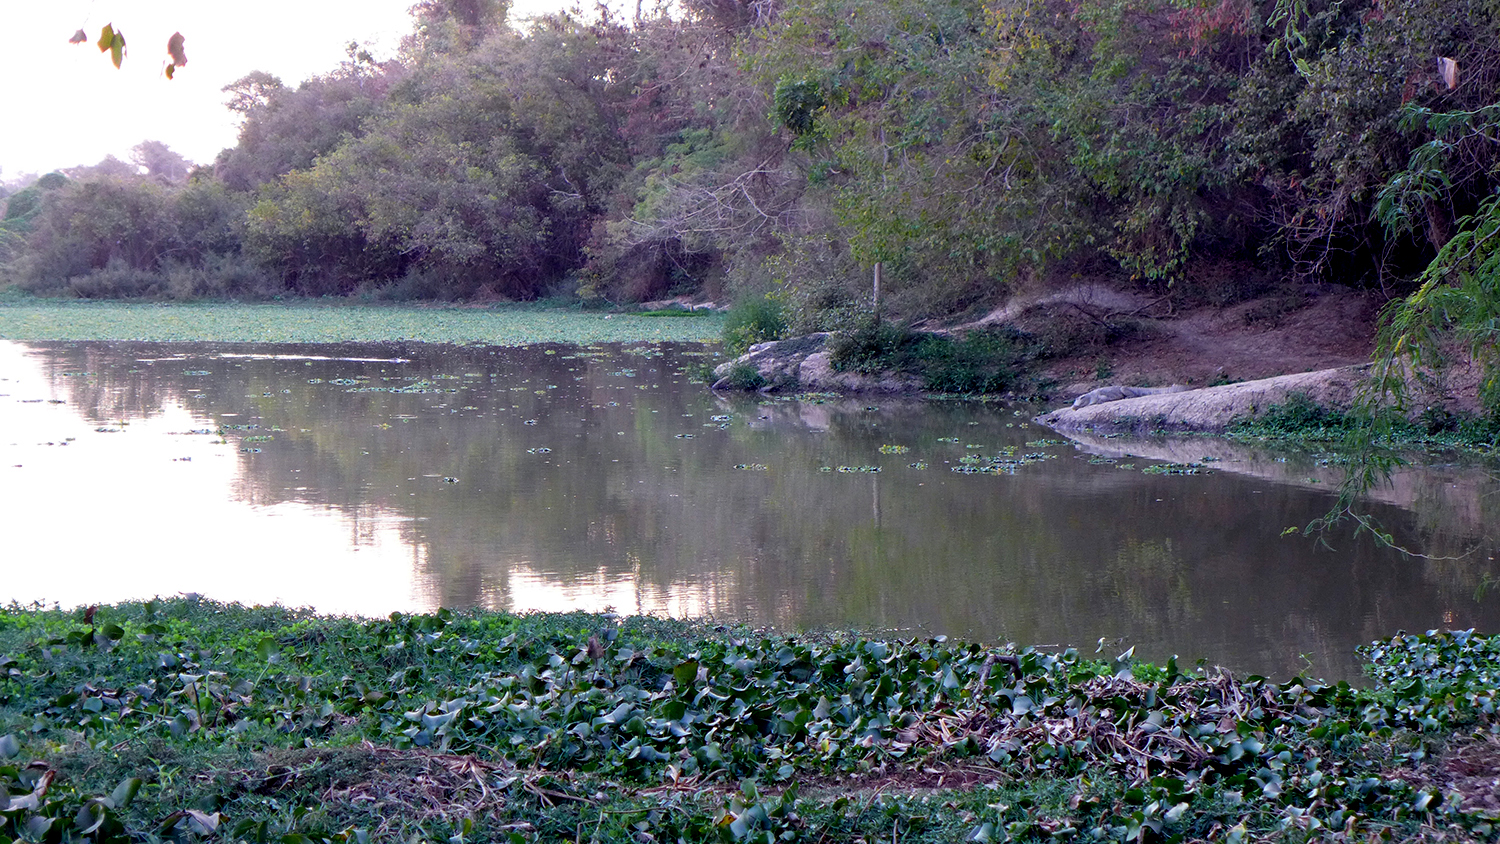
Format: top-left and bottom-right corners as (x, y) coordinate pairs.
(2, 0), (1498, 339)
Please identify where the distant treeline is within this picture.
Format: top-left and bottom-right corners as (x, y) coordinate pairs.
(1, 0), (1497, 329)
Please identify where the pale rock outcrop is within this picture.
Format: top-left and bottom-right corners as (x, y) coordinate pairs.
(1038, 365), (1369, 434)
(711, 334), (923, 393)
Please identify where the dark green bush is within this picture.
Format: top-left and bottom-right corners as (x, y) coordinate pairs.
(722, 294), (788, 356)
(716, 361), (768, 390)
(826, 322), (925, 374)
(829, 324), (1033, 394)
(1236, 393), (1356, 438)
(920, 328), (1030, 394)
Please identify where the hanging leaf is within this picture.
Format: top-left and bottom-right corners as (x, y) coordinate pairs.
(1437, 57), (1458, 90)
(96, 25), (126, 68)
(68, 29), (88, 45)
(166, 32), (187, 79)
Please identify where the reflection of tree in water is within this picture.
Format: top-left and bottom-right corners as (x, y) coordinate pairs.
(1107, 538), (1193, 636)
(19, 339), (1500, 681)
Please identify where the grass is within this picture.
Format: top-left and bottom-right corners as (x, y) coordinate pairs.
(0, 300), (725, 346)
(1229, 393), (1500, 453)
(2, 601), (1497, 843)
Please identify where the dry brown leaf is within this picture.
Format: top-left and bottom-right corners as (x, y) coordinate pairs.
(1438, 57), (1459, 90)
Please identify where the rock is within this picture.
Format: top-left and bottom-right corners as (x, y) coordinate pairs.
(711, 333), (924, 394)
(1036, 365), (1370, 434)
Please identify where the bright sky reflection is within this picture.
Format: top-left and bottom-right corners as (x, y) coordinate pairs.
(499, 563), (715, 618)
(0, 341), (428, 616)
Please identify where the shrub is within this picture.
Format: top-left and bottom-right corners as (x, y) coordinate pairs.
(1238, 393), (1355, 437)
(920, 328), (1031, 394)
(716, 362), (767, 390)
(829, 324), (1034, 394)
(722, 294), (788, 356)
(65, 260), (165, 299)
(164, 254), (282, 300)
(827, 322), (926, 375)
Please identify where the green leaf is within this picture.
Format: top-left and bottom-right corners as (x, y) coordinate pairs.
(96, 24), (115, 53)
(75, 800), (108, 835)
(0, 734), (18, 759)
(111, 30), (126, 69)
(111, 777), (142, 809)
(24, 816), (54, 839)
(674, 660), (699, 686)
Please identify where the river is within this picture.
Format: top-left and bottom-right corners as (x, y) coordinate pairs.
(3, 338), (1497, 681)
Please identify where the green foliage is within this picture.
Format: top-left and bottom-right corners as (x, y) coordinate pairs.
(1, 603), (1499, 842)
(828, 324), (1032, 393)
(716, 361), (768, 390)
(1234, 392), (1356, 438)
(920, 327), (1030, 393)
(772, 78), (826, 138)
(14, 0), (1500, 321)
(11, 177), (183, 295)
(722, 294), (788, 355)
(1369, 190), (1500, 417)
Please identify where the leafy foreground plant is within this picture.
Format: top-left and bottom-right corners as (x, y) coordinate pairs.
(1, 602), (1498, 842)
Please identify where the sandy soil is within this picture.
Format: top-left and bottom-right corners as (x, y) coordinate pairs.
(1002, 281), (1384, 399)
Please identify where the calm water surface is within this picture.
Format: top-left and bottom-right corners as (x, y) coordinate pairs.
(3, 339), (1498, 681)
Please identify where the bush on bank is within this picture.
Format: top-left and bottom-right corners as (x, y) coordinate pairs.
(1, 601), (1498, 842)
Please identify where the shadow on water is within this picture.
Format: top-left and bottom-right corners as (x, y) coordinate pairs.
(3, 339), (1498, 682)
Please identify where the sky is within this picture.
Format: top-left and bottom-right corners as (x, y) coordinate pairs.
(0, 0), (566, 180)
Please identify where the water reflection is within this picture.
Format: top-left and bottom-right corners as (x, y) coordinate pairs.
(2, 339), (1497, 681)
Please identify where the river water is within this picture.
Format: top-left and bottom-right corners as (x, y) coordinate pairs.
(3, 339), (1498, 681)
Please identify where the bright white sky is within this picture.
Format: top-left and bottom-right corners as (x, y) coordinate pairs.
(0, 0), (568, 180)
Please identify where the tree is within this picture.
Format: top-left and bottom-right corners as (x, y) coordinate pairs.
(215, 68), (395, 191)
(131, 141), (191, 183)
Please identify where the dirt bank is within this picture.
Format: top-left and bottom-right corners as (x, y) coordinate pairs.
(1003, 281), (1382, 396)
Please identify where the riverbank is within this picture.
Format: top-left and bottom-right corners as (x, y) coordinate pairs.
(1, 601), (1496, 842)
(1036, 366), (1371, 435)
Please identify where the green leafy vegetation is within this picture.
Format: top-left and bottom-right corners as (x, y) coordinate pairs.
(1230, 394), (1500, 452)
(721, 295), (788, 357)
(828, 324), (1034, 394)
(0, 301), (722, 345)
(1, 602), (1498, 842)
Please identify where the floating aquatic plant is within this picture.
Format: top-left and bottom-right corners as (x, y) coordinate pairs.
(1142, 463), (1210, 475)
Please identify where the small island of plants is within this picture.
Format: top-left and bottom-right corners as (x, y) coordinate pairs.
(2, 601), (1497, 842)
